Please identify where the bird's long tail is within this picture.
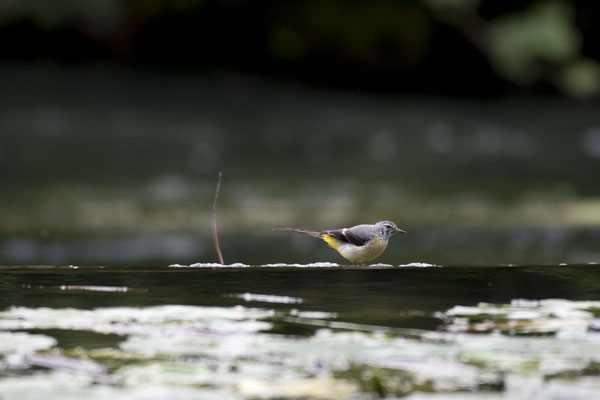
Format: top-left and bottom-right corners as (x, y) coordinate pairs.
(272, 227), (322, 238)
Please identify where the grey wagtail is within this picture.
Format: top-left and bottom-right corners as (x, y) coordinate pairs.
(273, 220), (405, 264)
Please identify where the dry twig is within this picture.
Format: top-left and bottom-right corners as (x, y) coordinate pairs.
(211, 171), (224, 264)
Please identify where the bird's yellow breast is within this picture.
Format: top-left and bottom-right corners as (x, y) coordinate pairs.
(320, 234), (388, 264)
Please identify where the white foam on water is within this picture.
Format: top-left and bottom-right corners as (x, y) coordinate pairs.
(58, 285), (132, 292)
(228, 293), (303, 304)
(169, 262), (438, 268)
(289, 309), (337, 319)
(169, 263), (251, 268)
(262, 262), (341, 268)
(399, 262), (439, 268)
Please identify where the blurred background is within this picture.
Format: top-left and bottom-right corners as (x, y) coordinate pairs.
(1, 0), (600, 266)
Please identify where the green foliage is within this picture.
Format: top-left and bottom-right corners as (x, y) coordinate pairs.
(0, 0), (598, 97)
(0, 0), (123, 32)
(489, 1), (581, 84)
(559, 57), (600, 98)
(269, 0), (431, 69)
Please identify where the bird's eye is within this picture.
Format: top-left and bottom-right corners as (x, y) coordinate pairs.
(384, 223), (392, 229)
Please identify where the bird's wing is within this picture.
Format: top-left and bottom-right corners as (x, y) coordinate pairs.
(323, 226), (373, 247)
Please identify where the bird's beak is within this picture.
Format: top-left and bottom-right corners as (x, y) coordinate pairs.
(397, 228), (406, 234)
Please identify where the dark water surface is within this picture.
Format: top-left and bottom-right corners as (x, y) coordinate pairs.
(3, 264), (600, 322)
(2, 264), (600, 399)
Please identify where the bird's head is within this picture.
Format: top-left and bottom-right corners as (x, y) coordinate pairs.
(376, 220), (406, 238)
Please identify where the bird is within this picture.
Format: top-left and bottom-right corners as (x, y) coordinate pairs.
(273, 220), (405, 265)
